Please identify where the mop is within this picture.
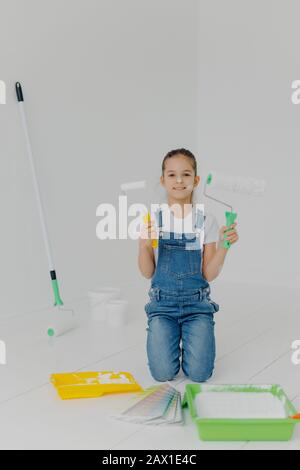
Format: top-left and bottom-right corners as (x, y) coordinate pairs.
(16, 82), (76, 337)
(204, 172), (266, 248)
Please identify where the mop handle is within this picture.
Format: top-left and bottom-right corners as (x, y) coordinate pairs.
(16, 82), (63, 306)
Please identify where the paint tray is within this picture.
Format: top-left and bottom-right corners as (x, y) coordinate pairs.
(50, 371), (143, 400)
(182, 384), (300, 441)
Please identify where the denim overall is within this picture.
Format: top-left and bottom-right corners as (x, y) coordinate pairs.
(145, 206), (219, 383)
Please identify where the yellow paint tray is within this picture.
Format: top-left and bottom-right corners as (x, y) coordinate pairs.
(50, 371), (143, 400)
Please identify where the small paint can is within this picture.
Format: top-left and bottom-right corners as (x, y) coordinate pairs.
(88, 287), (121, 322)
(106, 300), (129, 328)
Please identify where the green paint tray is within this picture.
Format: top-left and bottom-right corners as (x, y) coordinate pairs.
(182, 384), (300, 442)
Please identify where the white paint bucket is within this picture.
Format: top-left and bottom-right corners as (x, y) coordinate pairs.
(106, 300), (129, 328)
(88, 288), (121, 322)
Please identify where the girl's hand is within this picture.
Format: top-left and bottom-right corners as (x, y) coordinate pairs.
(139, 217), (158, 249)
(219, 222), (239, 246)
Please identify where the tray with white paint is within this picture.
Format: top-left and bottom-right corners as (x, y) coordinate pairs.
(182, 384), (300, 441)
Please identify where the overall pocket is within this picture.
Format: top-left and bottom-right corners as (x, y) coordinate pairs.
(163, 244), (200, 278)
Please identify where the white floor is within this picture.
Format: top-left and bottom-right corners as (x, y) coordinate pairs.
(0, 280), (299, 450)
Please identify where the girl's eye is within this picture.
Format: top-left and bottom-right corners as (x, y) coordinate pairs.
(168, 174), (191, 177)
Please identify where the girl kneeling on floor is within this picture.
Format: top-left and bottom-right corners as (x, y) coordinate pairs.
(138, 149), (239, 383)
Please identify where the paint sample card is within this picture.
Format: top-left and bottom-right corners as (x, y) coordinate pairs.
(112, 384), (183, 425)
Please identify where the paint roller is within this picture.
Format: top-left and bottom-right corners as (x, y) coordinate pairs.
(16, 82), (76, 338)
(120, 180), (158, 248)
(120, 181), (146, 193)
(204, 172), (266, 249)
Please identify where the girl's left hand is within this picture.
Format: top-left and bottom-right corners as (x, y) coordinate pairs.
(219, 222), (239, 246)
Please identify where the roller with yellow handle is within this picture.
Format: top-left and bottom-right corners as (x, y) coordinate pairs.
(143, 212), (158, 249)
(120, 180), (159, 249)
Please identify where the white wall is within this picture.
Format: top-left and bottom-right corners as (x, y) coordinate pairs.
(1, 0), (299, 320)
(0, 0), (198, 317)
(196, 0), (300, 288)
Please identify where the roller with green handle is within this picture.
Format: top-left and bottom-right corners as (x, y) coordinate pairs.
(204, 172), (266, 249)
(224, 211), (238, 249)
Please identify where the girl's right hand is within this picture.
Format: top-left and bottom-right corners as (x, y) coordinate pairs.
(139, 216), (158, 249)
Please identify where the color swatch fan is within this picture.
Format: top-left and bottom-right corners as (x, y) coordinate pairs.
(112, 384), (183, 425)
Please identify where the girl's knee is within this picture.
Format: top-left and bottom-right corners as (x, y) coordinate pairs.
(150, 371), (177, 382)
(183, 363), (215, 383)
(148, 362), (180, 383)
(188, 369), (214, 383)
(146, 317), (181, 382)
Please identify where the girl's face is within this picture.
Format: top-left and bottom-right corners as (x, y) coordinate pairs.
(160, 155), (200, 201)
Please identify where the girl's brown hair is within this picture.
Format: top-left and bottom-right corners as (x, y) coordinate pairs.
(162, 148), (197, 176)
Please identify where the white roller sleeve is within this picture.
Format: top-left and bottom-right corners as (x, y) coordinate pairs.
(120, 180), (147, 192)
(209, 172), (266, 197)
(18, 102), (55, 272)
(47, 307), (76, 337)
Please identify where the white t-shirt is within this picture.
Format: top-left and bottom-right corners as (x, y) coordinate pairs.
(155, 204), (219, 245)
(142, 205), (219, 264)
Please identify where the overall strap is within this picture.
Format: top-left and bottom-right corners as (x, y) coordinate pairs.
(154, 206), (163, 237)
(194, 205), (205, 232)
(154, 205), (205, 233)
(152, 207), (162, 265)
(184, 206), (205, 250)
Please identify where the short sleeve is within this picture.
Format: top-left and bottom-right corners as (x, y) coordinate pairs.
(204, 212), (219, 245)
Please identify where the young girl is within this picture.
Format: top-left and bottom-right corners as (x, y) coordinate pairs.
(138, 149), (239, 383)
